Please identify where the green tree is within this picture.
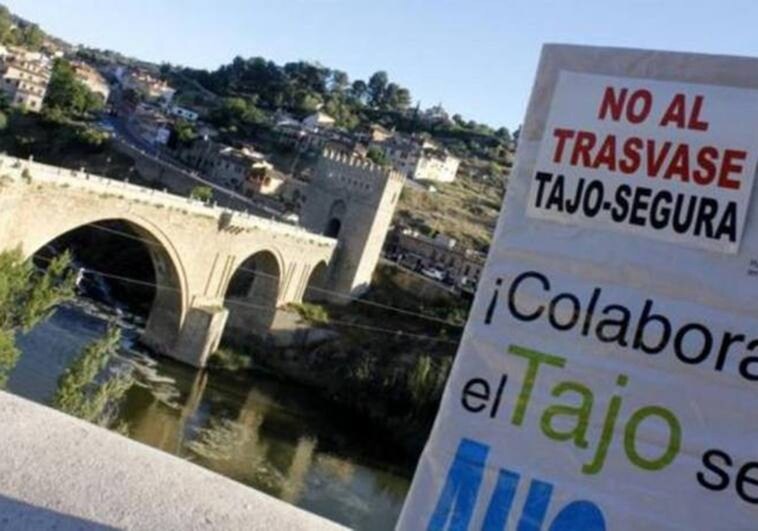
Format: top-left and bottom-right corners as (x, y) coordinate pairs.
(190, 185), (213, 203)
(366, 146), (390, 167)
(0, 249), (76, 388)
(324, 95), (359, 129)
(159, 62), (172, 79)
(384, 83), (411, 110)
(52, 326), (133, 428)
(17, 23), (44, 50)
(0, 91), (11, 114)
(407, 355), (452, 413)
(350, 80), (368, 103)
(210, 97), (265, 129)
(495, 127), (512, 143)
(173, 119), (196, 145)
(330, 70), (349, 93)
(0, 7), (13, 44)
(488, 161), (504, 179)
(75, 126), (108, 149)
(45, 59), (104, 116)
(368, 71), (389, 107)
(296, 92), (322, 113)
(513, 126), (521, 141)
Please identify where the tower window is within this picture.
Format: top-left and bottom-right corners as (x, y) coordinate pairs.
(325, 218), (341, 238)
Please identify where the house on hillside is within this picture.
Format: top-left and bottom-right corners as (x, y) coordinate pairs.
(385, 227), (485, 291)
(413, 144), (460, 183)
(374, 134), (460, 183)
(168, 105), (199, 122)
(71, 60), (110, 103)
(0, 46), (52, 112)
(117, 67), (175, 105)
(179, 139), (276, 194)
(243, 166), (284, 197)
(303, 111), (335, 130)
(358, 123), (393, 143)
(130, 103), (171, 145)
(274, 118), (365, 159)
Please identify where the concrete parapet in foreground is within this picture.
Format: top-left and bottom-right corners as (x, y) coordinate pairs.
(0, 391), (346, 530)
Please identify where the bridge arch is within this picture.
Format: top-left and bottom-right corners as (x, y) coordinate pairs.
(27, 214), (189, 354)
(222, 248), (284, 346)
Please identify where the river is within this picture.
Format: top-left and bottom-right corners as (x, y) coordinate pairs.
(8, 299), (413, 530)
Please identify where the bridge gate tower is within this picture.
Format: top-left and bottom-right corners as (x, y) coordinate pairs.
(301, 150), (405, 299)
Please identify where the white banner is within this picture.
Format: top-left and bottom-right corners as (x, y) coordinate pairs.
(528, 71), (758, 254)
(397, 45), (758, 531)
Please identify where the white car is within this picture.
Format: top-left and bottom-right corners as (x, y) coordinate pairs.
(421, 267), (445, 282)
(282, 213), (300, 225)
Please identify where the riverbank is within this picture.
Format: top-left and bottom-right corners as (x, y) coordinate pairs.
(211, 265), (467, 459)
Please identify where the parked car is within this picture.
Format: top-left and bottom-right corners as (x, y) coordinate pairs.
(282, 212), (299, 225)
(421, 267), (446, 282)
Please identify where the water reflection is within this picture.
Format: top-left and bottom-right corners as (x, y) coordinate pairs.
(11, 300), (412, 530)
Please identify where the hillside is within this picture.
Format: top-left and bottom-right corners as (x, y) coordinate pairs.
(1, 3), (514, 252)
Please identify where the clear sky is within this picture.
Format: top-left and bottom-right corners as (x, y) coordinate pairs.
(4, 0), (758, 130)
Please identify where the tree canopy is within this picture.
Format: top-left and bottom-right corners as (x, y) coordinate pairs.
(209, 96), (266, 132)
(180, 58), (414, 120)
(0, 7), (45, 50)
(52, 326), (134, 429)
(190, 185), (213, 203)
(366, 145), (390, 167)
(176, 55), (510, 155)
(0, 249), (75, 387)
(45, 59), (104, 117)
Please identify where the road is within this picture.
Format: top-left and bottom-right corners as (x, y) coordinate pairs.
(101, 115), (287, 220)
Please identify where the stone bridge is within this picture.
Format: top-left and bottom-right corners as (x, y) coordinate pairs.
(0, 155), (337, 367)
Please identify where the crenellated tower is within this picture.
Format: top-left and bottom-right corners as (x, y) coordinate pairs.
(301, 150), (405, 298)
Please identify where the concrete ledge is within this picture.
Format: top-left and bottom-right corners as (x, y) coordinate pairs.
(0, 391), (346, 530)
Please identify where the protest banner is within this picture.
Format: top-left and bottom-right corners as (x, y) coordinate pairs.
(397, 44), (758, 530)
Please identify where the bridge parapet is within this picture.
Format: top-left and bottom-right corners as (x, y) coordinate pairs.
(0, 154), (337, 250)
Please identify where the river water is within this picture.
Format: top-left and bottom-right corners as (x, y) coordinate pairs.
(8, 299), (413, 530)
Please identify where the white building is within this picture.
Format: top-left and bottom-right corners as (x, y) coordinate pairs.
(377, 135), (460, 183)
(412, 146), (460, 183)
(302, 111), (335, 130)
(0, 46), (52, 112)
(169, 105), (199, 122)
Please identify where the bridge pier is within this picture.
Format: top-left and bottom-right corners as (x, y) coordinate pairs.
(169, 303), (229, 368)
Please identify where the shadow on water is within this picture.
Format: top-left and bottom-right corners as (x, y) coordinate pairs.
(10, 299), (413, 531)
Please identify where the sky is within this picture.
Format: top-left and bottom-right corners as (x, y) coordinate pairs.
(4, 0), (758, 130)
